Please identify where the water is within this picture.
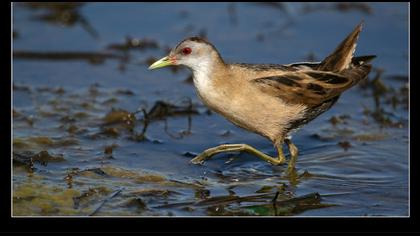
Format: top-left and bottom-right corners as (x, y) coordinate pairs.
(12, 2), (409, 216)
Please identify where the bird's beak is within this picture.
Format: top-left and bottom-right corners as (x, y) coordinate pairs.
(148, 56), (175, 70)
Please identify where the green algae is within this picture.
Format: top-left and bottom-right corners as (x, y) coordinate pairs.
(13, 182), (81, 216)
(13, 136), (79, 150)
(100, 166), (166, 184)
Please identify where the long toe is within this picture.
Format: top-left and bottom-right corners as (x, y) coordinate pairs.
(190, 155), (206, 165)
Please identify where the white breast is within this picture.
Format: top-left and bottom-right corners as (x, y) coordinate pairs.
(190, 58), (220, 104)
(192, 67), (212, 94)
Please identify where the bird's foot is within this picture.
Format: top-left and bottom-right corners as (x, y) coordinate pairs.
(190, 154), (207, 165)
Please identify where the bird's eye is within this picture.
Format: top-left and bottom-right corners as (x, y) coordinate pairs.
(182, 47), (192, 55)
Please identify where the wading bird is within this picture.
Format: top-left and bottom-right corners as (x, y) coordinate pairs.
(149, 22), (375, 171)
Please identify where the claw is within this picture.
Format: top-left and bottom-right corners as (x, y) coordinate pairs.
(190, 157), (205, 165)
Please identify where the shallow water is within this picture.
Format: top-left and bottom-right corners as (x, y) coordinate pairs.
(12, 2), (409, 216)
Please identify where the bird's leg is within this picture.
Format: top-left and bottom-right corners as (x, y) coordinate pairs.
(190, 143), (286, 165)
(284, 138), (299, 172)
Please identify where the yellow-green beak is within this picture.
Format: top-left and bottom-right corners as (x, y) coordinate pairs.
(148, 56), (174, 70)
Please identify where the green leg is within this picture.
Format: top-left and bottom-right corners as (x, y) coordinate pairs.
(190, 143), (286, 165)
(285, 138), (299, 173)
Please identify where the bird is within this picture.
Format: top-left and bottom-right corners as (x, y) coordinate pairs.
(148, 22), (375, 171)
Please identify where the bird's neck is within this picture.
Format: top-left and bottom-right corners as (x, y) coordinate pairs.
(189, 52), (225, 74)
(190, 54), (225, 84)
(189, 55), (227, 100)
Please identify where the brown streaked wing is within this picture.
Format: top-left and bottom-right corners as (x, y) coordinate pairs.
(252, 71), (355, 106)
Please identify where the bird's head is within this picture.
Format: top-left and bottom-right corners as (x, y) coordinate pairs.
(148, 37), (223, 72)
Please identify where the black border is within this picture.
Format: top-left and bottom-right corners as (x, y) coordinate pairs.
(4, 0), (418, 233)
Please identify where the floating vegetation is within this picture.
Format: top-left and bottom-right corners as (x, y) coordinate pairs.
(13, 83), (31, 92)
(102, 109), (136, 127)
(130, 189), (180, 198)
(255, 184), (287, 193)
(114, 89), (135, 96)
(146, 100), (198, 120)
(21, 2), (99, 38)
(13, 182), (81, 216)
(104, 144), (118, 156)
(13, 136), (79, 151)
(37, 86), (66, 94)
(13, 109), (35, 126)
(13, 50), (123, 64)
(73, 186), (111, 210)
(89, 187), (124, 216)
(125, 197), (148, 212)
(157, 191), (332, 216)
(328, 114), (351, 126)
(352, 133), (389, 142)
(99, 166), (167, 184)
(333, 2), (372, 14)
(99, 108), (150, 142)
(107, 36), (159, 51)
(337, 141), (352, 151)
(301, 2), (372, 15)
(359, 69), (408, 128)
(64, 167), (109, 187)
(13, 150), (65, 172)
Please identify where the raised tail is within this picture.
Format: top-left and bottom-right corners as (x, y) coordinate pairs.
(351, 55), (376, 66)
(318, 22), (364, 72)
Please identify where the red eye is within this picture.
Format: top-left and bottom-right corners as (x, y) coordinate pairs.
(182, 47), (192, 55)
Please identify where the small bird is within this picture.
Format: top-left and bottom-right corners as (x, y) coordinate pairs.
(149, 22), (375, 170)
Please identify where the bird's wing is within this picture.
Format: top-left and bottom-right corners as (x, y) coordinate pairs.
(252, 64), (371, 106)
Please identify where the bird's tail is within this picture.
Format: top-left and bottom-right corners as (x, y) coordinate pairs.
(351, 55), (376, 66)
(318, 22), (365, 72)
(336, 54), (376, 88)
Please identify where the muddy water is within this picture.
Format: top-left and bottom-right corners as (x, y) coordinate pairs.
(12, 2), (408, 216)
